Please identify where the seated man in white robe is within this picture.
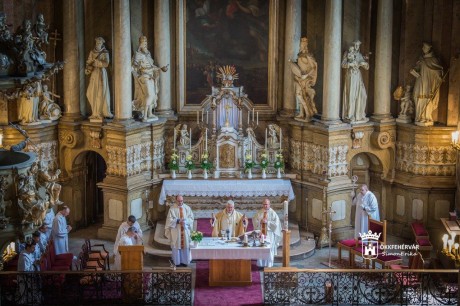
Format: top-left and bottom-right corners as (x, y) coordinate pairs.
(210, 200), (248, 238)
(252, 198), (282, 267)
(113, 215), (143, 269)
(165, 195), (194, 267)
(353, 184), (380, 238)
(113, 226), (136, 270)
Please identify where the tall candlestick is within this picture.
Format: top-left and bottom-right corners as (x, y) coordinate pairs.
(205, 129), (208, 151)
(442, 234), (449, 250)
(197, 111), (199, 124)
(265, 128), (267, 150)
(173, 128), (176, 150)
(252, 108), (254, 122)
(256, 112), (258, 125)
(284, 200), (288, 218)
(190, 128), (192, 152)
(280, 129), (282, 150)
(206, 111), (209, 124)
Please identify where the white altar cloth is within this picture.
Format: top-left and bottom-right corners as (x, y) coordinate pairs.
(191, 237), (271, 261)
(159, 179), (295, 204)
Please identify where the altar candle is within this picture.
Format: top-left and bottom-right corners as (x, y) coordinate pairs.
(442, 234), (449, 250)
(448, 239), (453, 253)
(284, 200), (288, 219)
(280, 129), (282, 150)
(206, 111), (209, 124)
(197, 111), (199, 124)
(173, 128), (176, 150)
(205, 129), (208, 151)
(190, 128), (192, 152)
(247, 111), (250, 125)
(265, 128), (267, 150)
(256, 112), (258, 125)
(261, 234), (265, 244)
(252, 108), (254, 122)
(244, 234), (248, 244)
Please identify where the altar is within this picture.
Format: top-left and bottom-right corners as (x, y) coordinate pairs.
(159, 178), (295, 217)
(191, 237), (271, 286)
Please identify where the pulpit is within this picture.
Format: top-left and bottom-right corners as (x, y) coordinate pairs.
(118, 245), (144, 301)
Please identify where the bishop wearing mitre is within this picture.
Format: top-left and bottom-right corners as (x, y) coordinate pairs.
(211, 200), (248, 237)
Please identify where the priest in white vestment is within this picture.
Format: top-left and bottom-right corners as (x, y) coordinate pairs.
(353, 184), (380, 238)
(43, 207), (55, 239)
(113, 226), (136, 270)
(113, 215), (143, 270)
(52, 205), (72, 255)
(211, 200), (248, 238)
(17, 242), (40, 304)
(165, 195), (194, 267)
(252, 198), (282, 267)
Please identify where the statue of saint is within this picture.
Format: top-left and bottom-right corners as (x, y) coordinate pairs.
(34, 13), (49, 45)
(342, 41), (369, 123)
(36, 162), (62, 207)
(85, 37), (113, 120)
(0, 12), (11, 42)
(179, 124), (190, 147)
(410, 42), (444, 126)
(39, 84), (61, 120)
(17, 84), (38, 125)
(268, 124), (279, 148)
(132, 36), (168, 121)
(290, 37), (318, 121)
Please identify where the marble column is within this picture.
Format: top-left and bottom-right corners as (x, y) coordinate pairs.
(154, 0), (173, 116)
(281, 0), (301, 117)
(62, 0), (84, 121)
(113, 0), (132, 121)
(321, 0), (342, 124)
(372, 0), (393, 121)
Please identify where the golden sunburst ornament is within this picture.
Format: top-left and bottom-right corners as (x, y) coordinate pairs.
(217, 65), (239, 88)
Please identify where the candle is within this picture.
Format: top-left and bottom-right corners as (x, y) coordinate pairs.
(206, 111), (209, 124)
(247, 111), (250, 125)
(284, 200), (288, 219)
(256, 112), (258, 125)
(265, 128), (267, 150)
(205, 129), (208, 152)
(261, 234), (265, 244)
(189, 128), (192, 152)
(455, 243), (459, 257)
(280, 129), (282, 149)
(173, 128), (176, 150)
(197, 111), (199, 124)
(252, 108), (254, 122)
(201, 111), (204, 122)
(244, 234), (248, 244)
(442, 234), (449, 250)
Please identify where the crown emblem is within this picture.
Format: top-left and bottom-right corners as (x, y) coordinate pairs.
(359, 230), (381, 241)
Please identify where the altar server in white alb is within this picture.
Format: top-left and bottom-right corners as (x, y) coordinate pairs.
(113, 226), (136, 270)
(52, 205), (72, 255)
(113, 215), (143, 270)
(252, 198), (282, 267)
(165, 195), (194, 267)
(353, 184), (380, 238)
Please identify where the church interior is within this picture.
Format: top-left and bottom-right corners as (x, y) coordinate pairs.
(0, 0), (459, 305)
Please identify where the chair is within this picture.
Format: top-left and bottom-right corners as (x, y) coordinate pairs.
(390, 252), (424, 287)
(337, 238), (362, 266)
(350, 218), (388, 268)
(82, 240), (110, 270)
(85, 239), (110, 270)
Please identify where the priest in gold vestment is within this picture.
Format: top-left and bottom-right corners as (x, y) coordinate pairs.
(211, 200), (248, 238)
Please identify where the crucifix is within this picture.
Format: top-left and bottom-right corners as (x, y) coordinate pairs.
(48, 29), (62, 94)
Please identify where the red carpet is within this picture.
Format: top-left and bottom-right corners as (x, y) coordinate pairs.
(193, 261), (264, 306)
(194, 219), (262, 306)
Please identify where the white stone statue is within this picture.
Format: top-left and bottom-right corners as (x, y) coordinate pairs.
(394, 85), (414, 123)
(39, 84), (61, 120)
(410, 42), (444, 126)
(290, 37), (318, 121)
(17, 84), (40, 125)
(178, 124), (190, 147)
(268, 124), (279, 149)
(36, 162), (62, 207)
(342, 41), (369, 123)
(85, 37), (113, 121)
(132, 35), (168, 121)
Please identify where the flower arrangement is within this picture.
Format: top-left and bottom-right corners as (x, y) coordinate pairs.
(244, 152), (256, 172)
(259, 152), (269, 169)
(274, 152), (285, 170)
(168, 150), (179, 171)
(185, 154), (195, 171)
(190, 230), (203, 242)
(200, 152), (213, 170)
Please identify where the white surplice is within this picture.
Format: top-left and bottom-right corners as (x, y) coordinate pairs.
(252, 208), (282, 267)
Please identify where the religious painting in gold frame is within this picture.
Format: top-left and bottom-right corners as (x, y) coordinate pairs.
(176, 0), (279, 113)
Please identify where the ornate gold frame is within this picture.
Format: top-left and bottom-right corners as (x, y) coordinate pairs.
(176, 0), (279, 115)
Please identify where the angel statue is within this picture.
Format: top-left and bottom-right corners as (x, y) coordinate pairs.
(393, 85), (414, 122)
(175, 124), (190, 148)
(290, 37), (318, 121)
(268, 124), (280, 149)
